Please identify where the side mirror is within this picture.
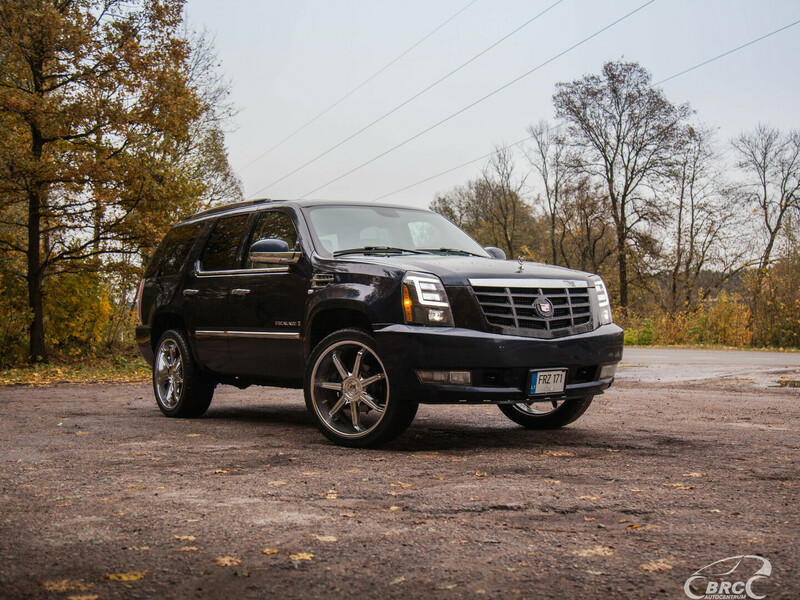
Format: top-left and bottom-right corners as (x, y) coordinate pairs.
(249, 238), (300, 265)
(484, 247), (506, 260)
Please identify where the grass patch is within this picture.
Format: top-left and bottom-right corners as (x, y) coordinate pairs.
(0, 356), (150, 386)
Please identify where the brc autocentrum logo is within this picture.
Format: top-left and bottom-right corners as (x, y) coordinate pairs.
(684, 555), (772, 600)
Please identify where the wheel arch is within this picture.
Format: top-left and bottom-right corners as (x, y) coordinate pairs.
(305, 304), (373, 359)
(150, 312), (188, 354)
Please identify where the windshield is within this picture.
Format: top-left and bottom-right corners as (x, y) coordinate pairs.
(304, 205), (490, 258)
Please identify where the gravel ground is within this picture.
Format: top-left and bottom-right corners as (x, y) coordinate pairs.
(0, 370), (798, 599)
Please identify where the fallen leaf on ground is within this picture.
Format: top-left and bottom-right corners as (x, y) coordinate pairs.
(542, 450), (575, 457)
(313, 535), (337, 542)
(213, 468), (228, 474)
(261, 548), (279, 555)
(662, 483), (696, 490)
(106, 571), (145, 581)
(583, 516), (596, 521)
(640, 559), (673, 572)
(344, 468), (363, 473)
(577, 495), (601, 500)
(180, 546), (198, 552)
(475, 471), (487, 477)
(173, 534), (196, 541)
(289, 552), (314, 561)
(322, 490), (338, 499)
(300, 472), (320, 476)
(581, 569), (605, 576)
(185, 434), (201, 437)
(215, 556), (241, 567)
(390, 481), (412, 488)
(628, 524), (640, 529)
(573, 545), (614, 557)
(389, 505), (402, 511)
(436, 583), (458, 590)
(682, 472), (707, 477)
(127, 546), (149, 551)
(389, 576), (406, 585)
(268, 480), (288, 486)
(42, 580), (92, 592)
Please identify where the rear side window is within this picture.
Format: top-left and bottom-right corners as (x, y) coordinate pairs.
(199, 214), (250, 272)
(145, 223), (203, 278)
(246, 211), (299, 269)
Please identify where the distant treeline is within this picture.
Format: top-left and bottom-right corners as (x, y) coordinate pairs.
(431, 61), (800, 349)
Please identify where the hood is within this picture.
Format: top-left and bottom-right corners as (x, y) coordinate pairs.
(336, 254), (595, 286)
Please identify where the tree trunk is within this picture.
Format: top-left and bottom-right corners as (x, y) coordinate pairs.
(27, 184), (46, 362)
(617, 230), (628, 311)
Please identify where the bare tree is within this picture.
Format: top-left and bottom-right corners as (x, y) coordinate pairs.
(553, 61), (692, 310)
(661, 126), (749, 312)
(732, 124), (800, 297)
(480, 146), (529, 258)
(524, 121), (577, 264)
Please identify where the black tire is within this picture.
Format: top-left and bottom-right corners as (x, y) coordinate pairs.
(153, 329), (215, 418)
(304, 328), (418, 448)
(498, 396), (593, 429)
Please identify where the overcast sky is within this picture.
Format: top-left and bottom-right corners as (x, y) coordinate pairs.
(185, 0), (800, 209)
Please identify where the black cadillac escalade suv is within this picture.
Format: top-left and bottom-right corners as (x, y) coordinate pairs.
(136, 199), (624, 447)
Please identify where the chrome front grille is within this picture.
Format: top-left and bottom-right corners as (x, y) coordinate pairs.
(469, 279), (593, 338)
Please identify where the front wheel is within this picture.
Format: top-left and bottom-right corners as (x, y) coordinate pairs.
(498, 396), (593, 429)
(304, 329), (418, 447)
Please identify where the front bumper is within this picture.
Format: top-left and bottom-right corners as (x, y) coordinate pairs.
(374, 323), (624, 404)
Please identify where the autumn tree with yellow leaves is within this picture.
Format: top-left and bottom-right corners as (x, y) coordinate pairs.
(0, 0), (240, 362)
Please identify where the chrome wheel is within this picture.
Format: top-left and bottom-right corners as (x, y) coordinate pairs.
(155, 339), (184, 410)
(511, 398), (565, 417)
(309, 340), (389, 439)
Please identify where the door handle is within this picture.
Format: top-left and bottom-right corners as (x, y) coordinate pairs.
(231, 288), (250, 296)
(183, 289), (199, 297)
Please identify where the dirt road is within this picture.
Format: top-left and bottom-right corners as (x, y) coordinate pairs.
(1, 357), (798, 599)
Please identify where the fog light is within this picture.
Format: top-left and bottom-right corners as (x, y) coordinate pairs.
(416, 370), (472, 385)
(599, 363), (618, 379)
(449, 371), (472, 385)
(428, 308), (446, 322)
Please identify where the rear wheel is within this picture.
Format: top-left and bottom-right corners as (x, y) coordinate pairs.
(498, 396), (593, 429)
(304, 329), (417, 447)
(153, 329), (214, 418)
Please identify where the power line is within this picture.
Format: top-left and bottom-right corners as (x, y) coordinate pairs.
(237, 0), (479, 174)
(250, 0), (567, 198)
(373, 16), (800, 202)
(298, 0), (656, 199)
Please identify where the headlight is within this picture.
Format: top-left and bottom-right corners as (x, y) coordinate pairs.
(591, 276), (613, 325)
(402, 272), (454, 327)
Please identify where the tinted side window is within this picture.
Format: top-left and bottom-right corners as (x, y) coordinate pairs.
(145, 223), (203, 278)
(246, 211), (299, 269)
(199, 214), (250, 272)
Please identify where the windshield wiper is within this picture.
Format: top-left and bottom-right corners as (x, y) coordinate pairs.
(333, 246), (432, 257)
(421, 247), (484, 257)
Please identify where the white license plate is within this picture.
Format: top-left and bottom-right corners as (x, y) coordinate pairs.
(530, 370), (567, 395)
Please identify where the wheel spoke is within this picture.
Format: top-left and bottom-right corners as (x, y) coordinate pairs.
(320, 381), (343, 391)
(328, 396), (347, 417)
(350, 400), (362, 431)
(359, 392), (384, 413)
(331, 352), (349, 379)
(360, 373), (385, 387)
(352, 348), (365, 379)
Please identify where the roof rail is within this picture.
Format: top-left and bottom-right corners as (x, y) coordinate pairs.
(190, 198), (276, 219)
